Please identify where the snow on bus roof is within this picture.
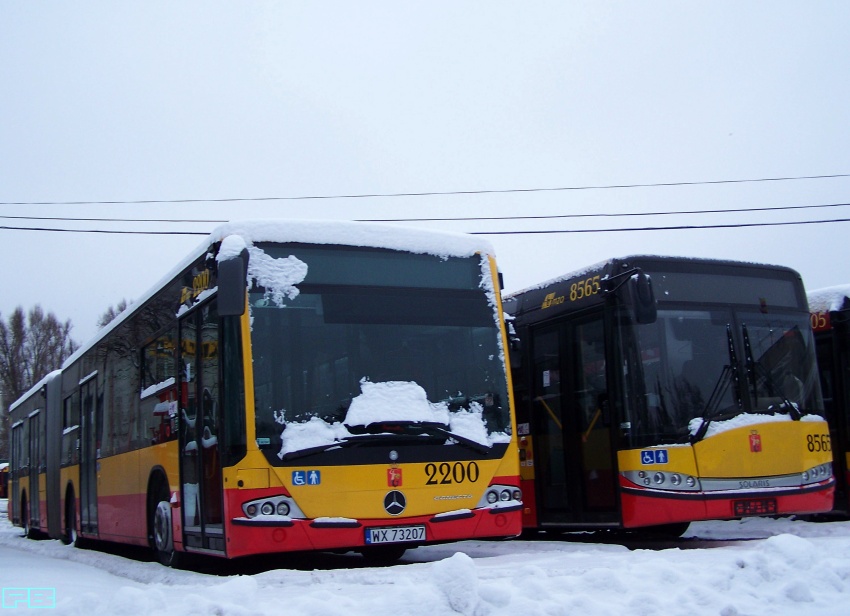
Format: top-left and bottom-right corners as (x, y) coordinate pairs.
(62, 219), (495, 370)
(8, 370), (61, 414)
(210, 219), (495, 259)
(807, 284), (850, 313)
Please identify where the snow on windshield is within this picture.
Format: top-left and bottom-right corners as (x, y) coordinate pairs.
(246, 246), (308, 306)
(278, 380), (509, 458)
(688, 412), (826, 439)
(345, 380), (451, 426)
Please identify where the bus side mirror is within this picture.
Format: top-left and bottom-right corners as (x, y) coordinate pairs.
(629, 272), (657, 324)
(218, 248), (249, 317)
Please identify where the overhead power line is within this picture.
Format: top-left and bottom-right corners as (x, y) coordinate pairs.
(470, 218), (850, 235)
(2, 217), (849, 236)
(1, 173), (849, 206)
(1, 201), (849, 225)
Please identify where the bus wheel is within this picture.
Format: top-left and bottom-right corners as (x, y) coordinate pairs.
(20, 495), (31, 538)
(152, 487), (182, 568)
(62, 491), (77, 546)
(359, 545), (407, 565)
(647, 522), (691, 538)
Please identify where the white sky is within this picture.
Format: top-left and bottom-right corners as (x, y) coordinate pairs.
(2, 2), (849, 345)
(2, 499), (849, 615)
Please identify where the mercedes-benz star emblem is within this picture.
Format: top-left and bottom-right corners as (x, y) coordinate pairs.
(383, 490), (406, 516)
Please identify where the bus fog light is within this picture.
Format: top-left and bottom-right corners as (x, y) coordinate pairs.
(246, 504), (258, 518)
(500, 489), (511, 501)
(261, 502), (275, 516)
(277, 502), (290, 516)
(487, 491), (498, 504)
(512, 489), (522, 501)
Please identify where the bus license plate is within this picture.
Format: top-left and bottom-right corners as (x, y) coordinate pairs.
(365, 525), (426, 545)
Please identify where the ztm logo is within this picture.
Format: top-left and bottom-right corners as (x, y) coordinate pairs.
(2, 587), (56, 609)
(541, 292), (565, 309)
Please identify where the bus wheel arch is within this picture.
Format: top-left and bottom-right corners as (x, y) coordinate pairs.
(20, 491), (30, 538)
(147, 470), (182, 567)
(62, 484), (78, 546)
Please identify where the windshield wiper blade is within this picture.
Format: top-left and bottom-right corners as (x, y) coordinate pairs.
(741, 323), (801, 419)
(354, 421), (493, 454)
(280, 433), (430, 461)
(692, 325), (744, 443)
(742, 323), (758, 405)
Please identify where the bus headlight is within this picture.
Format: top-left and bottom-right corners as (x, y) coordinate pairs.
(240, 495), (305, 521)
(479, 484), (522, 509)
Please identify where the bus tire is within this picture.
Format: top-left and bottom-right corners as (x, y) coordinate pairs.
(359, 545), (407, 565)
(62, 489), (77, 546)
(647, 522), (691, 538)
(20, 494), (31, 538)
(151, 484), (183, 568)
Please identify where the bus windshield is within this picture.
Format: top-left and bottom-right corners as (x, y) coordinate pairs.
(248, 244), (510, 460)
(624, 308), (822, 447)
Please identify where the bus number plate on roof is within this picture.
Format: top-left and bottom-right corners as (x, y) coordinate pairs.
(365, 525), (426, 545)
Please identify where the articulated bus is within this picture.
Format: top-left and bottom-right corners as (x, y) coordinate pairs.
(504, 256), (834, 536)
(808, 284), (850, 514)
(7, 220), (522, 566)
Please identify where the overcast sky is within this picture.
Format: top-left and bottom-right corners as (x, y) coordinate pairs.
(2, 2), (849, 345)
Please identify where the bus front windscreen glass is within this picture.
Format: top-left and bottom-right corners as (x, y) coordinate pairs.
(624, 308), (823, 447)
(247, 244), (511, 461)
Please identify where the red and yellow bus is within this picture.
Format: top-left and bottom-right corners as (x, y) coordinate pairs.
(808, 284), (850, 514)
(505, 256), (834, 536)
(7, 220), (521, 565)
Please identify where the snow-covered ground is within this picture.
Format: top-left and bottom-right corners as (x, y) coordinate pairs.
(1, 498), (848, 615)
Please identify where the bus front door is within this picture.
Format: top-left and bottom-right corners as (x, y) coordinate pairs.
(531, 314), (619, 528)
(179, 302), (226, 554)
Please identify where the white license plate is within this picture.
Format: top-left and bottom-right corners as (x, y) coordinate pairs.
(365, 525), (426, 545)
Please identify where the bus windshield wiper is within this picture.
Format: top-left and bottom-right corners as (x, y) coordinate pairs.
(741, 323), (801, 419)
(280, 432), (439, 461)
(742, 323), (758, 405)
(352, 421), (493, 454)
(692, 325), (743, 443)
(281, 421), (492, 461)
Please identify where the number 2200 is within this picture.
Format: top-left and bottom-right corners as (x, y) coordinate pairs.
(425, 462), (480, 485)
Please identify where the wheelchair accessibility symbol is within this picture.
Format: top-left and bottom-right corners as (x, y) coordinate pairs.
(292, 470), (322, 486)
(640, 449), (669, 465)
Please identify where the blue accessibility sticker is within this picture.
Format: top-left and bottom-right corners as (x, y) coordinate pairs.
(640, 449), (669, 465)
(292, 470), (322, 486)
